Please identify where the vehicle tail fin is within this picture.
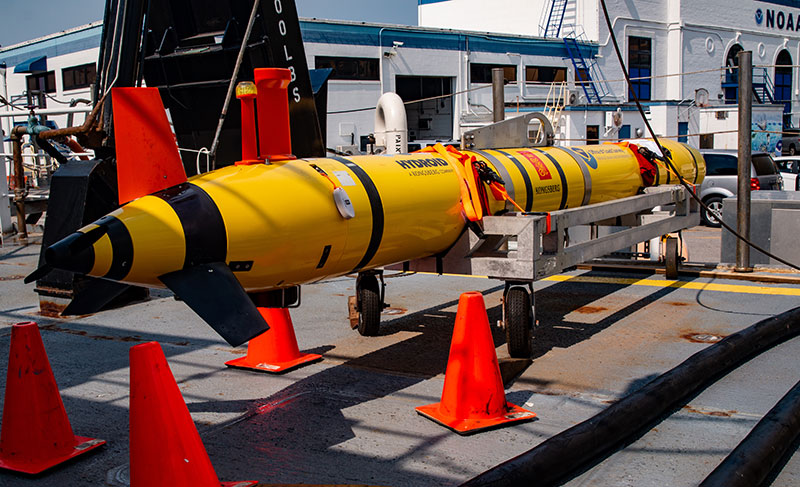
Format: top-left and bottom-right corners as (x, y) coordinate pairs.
(112, 87), (187, 204)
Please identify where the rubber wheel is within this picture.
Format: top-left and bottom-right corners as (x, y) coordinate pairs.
(504, 287), (533, 358)
(701, 196), (723, 228)
(357, 275), (381, 336)
(665, 236), (679, 279)
(790, 145), (796, 155)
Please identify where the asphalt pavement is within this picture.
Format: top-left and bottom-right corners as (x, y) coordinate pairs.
(0, 228), (798, 486)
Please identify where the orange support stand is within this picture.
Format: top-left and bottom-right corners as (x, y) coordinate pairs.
(0, 322), (105, 474)
(130, 341), (257, 487)
(225, 307), (322, 374)
(416, 292), (536, 435)
(236, 81), (262, 165)
(254, 68), (295, 162)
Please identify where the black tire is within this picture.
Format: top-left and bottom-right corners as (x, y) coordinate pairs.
(504, 287), (533, 358)
(357, 275), (381, 336)
(701, 196), (724, 228)
(790, 144), (796, 155)
(665, 236), (679, 279)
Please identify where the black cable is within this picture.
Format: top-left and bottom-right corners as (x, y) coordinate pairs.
(0, 94), (26, 111)
(327, 85), (490, 115)
(326, 147), (352, 156)
(34, 136), (69, 165)
(599, 0), (800, 271)
(43, 93), (74, 105)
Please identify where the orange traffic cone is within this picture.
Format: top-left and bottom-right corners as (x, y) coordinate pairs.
(416, 292), (536, 435)
(130, 341), (257, 487)
(0, 322), (105, 474)
(225, 307), (322, 373)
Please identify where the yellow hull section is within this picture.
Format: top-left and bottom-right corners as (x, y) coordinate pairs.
(84, 142), (704, 291)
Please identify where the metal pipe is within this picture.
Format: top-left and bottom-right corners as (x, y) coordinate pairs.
(209, 0), (261, 168)
(35, 99), (103, 140)
(0, 106), (92, 119)
(736, 50), (752, 272)
(0, 63), (13, 234)
(10, 126), (27, 241)
(492, 68), (505, 122)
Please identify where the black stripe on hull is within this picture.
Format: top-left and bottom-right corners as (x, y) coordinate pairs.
(494, 149), (533, 212)
(552, 146), (593, 207)
(329, 156), (385, 272)
(470, 149), (516, 203)
(155, 183), (227, 269)
(687, 147), (700, 184)
(530, 148), (570, 210)
(102, 216), (134, 281)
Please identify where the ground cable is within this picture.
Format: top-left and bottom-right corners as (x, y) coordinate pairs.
(460, 305), (800, 486)
(699, 378), (800, 487)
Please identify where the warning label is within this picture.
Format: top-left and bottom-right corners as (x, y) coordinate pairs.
(518, 151), (553, 180)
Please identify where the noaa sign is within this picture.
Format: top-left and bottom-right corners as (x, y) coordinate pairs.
(756, 0), (800, 30)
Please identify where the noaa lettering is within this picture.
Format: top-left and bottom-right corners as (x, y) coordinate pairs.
(760, 7), (799, 31)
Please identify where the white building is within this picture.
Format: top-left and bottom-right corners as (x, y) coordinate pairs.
(1, 18), (600, 152)
(2, 2), (793, 157)
(420, 0), (795, 151)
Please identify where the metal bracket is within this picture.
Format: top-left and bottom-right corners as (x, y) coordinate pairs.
(461, 112), (554, 150)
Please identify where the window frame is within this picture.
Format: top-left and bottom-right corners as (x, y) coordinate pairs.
(470, 63), (517, 84)
(628, 36), (652, 101)
(525, 65), (566, 84)
(62, 63), (97, 91)
(314, 56), (380, 81)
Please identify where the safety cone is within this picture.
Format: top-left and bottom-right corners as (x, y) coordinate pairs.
(416, 292), (536, 435)
(129, 341), (257, 487)
(0, 322), (105, 474)
(225, 307), (322, 373)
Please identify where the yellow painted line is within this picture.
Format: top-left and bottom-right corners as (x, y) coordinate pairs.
(544, 274), (800, 296)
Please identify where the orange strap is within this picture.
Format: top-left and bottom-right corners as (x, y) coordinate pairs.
(309, 163), (341, 190)
(419, 144), (524, 221)
(488, 181), (525, 212)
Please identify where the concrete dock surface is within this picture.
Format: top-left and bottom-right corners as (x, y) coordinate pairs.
(0, 226), (798, 486)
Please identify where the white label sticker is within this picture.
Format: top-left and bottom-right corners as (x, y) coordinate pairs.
(332, 171), (357, 187)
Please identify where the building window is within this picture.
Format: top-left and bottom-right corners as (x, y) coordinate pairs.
(470, 64), (517, 84)
(723, 44), (743, 104)
(62, 63), (97, 91)
(587, 125), (599, 144)
(699, 134), (714, 149)
(525, 66), (566, 83)
(775, 49), (792, 127)
(628, 36), (651, 101)
(678, 122), (688, 143)
(25, 71), (56, 108)
(26, 71), (56, 94)
(574, 67), (590, 87)
(315, 56), (379, 81)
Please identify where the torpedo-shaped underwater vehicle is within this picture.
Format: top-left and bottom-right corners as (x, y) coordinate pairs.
(27, 68), (705, 347)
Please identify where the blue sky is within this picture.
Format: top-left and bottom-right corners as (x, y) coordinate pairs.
(0, 0), (419, 48)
